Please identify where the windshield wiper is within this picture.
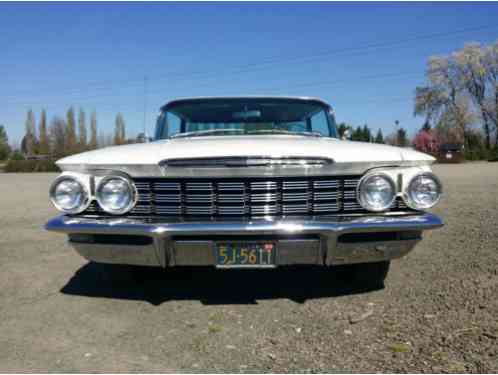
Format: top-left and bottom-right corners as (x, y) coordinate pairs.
(170, 129), (245, 139)
(246, 129), (323, 137)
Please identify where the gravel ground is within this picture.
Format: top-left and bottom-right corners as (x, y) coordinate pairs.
(0, 163), (497, 373)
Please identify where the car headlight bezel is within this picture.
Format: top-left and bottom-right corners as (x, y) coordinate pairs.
(49, 175), (90, 214)
(357, 172), (397, 212)
(405, 172), (442, 210)
(95, 175), (137, 215)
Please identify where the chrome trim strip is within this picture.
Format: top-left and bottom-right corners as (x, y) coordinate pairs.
(58, 161), (433, 178)
(46, 213), (443, 237)
(160, 156), (334, 168)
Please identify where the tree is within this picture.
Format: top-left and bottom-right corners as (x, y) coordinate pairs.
(65, 107), (77, 153)
(422, 121), (432, 132)
(454, 43), (493, 149)
(413, 127), (440, 154)
(89, 111), (98, 149)
(23, 109), (37, 156)
(38, 109), (49, 155)
(0, 125), (11, 160)
(78, 108), (87, 151)
(114, 113), (126, 145)
(397, 127), (409, 147)
(351, 126), (363, 141)
(414, 42), (498, 152)
(362, 124), (372, 142)
(484, 41), (498, 149)
(374, 129), (384, 144)
(337, 122), (351, 138)
(49, 117), (66, 157)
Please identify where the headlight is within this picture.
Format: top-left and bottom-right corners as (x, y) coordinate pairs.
(357, 173), (396, 212)
(96, 176), (136, 214)
(50, 176), (89, 214)
(406, 173), (442, 209)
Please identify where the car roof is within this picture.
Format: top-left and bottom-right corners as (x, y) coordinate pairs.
(160, 96), (332, 111)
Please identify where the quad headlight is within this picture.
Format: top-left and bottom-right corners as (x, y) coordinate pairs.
(357, 173), (396, 212)
(96, 175), (137, 215)
(50, 176), (90, 214)
(405, 173), (442, 210)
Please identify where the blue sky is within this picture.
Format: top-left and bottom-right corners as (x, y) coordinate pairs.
(1, 2), (498, 144)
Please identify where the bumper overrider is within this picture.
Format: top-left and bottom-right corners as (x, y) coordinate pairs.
(45, 213), (443, 267)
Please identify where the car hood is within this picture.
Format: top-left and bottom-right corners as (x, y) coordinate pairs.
(57, 135), (434, 170)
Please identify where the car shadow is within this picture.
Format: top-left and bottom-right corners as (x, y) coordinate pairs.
(60, 262), (384, 305)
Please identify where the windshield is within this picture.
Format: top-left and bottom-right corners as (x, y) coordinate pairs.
(155, 98), (337, 139)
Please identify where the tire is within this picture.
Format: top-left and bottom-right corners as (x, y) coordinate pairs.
(339, 261), (390, 289)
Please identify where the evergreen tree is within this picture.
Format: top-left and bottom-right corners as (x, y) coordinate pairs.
(337, 122), (349, 138)
(23, 109), (37, 155)
(375, 129), (384, 144)
(78, 108), (87, 151)
(397, 127), (409, 147)
(0, 125), (11, 160)
(65, 107), (77, 153)
(352, 126), (362, 141)
(38, 109), (49, 155)
(362, 124), (372, 142)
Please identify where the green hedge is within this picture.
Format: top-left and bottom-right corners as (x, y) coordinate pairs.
(4, 159), (60, 173)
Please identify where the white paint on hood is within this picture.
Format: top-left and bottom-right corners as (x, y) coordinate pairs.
(57, 135), (435, 167)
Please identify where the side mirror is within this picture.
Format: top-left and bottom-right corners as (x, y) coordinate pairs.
(341, 129), (351, 140)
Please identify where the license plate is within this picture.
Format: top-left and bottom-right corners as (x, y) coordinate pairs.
(215, 242), (275, 267)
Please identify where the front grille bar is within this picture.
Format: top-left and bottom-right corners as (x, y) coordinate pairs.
(84, 176), (410, 217)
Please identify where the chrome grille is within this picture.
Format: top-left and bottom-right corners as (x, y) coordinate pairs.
(84, 176), (410, 217)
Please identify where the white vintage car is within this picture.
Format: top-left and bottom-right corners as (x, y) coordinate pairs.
(46, 97), (443, 286)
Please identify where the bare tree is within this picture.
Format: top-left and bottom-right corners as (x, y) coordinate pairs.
(454, 43), (493, 149)
(65, 107), (77, 153)
(38, 109), (49, 155)
(78, 108), (87, 152)
(89, 111), (98, 149)
(114, 113), (126, 145)
(484, 41), (498, 147)
(49, 117), (66, 157)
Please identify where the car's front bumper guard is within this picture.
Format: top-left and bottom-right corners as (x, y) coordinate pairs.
(45, 213), (443, 267)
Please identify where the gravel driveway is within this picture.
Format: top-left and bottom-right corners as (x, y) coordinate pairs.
(0, 163), (497, 372)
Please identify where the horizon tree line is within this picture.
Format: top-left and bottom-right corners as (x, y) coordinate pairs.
(337, 122), (409, 147)
(20, 108), (128, 158)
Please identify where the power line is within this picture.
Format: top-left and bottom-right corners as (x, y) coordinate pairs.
(2, 23), (496, 104)
(1, 69), (423, 115)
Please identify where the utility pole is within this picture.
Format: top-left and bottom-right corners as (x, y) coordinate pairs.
(394, 120), (399, 146)
(143, 76), (148, 139)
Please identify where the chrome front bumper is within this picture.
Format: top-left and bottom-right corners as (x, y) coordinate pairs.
(45, 213), (443, 267)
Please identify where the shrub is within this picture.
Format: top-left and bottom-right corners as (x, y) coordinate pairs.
(9, 150), (25, 161)
(4, 159), (59, 173)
